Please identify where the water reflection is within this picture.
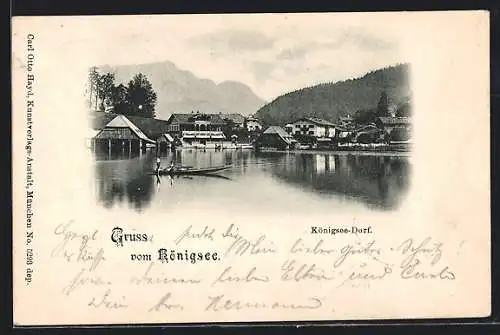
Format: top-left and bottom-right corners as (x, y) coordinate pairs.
(94, 152), (155, 212)
(93, 149), (411, 212)
(264, 153), (411, 210)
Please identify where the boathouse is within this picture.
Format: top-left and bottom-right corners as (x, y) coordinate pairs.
(90, 111), (171, 140)
(257, 126), (297, 150)
(93, 115), (156, 154)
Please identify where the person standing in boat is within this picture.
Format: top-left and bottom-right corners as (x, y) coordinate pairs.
(167, 160), (175, 173)
(156, 157), (161, 173)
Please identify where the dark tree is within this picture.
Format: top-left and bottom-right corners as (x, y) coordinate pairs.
(97, 72), (116, 111)
(353, 108), (376, 124)
(376, 91), (390, 117)
(222, 119), (236, 137)
(126, 73), (157, 118)
(110, 84), (130, 115)
(87, 67), (100, 110)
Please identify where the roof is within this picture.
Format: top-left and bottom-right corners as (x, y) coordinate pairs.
(291, 117), (336, 127)
(161, 134), (174, 142)
(263, 126), (295, 144)
(168, 113), (226, 125)
(246, 117), (261, 122)
(126, 115), (171, 139)
(223, 113), (245, 124)
(90, 111), (171, 139)
(264, 126), (290, 137)
(376, 117), (411, 125)
(103, 115), (155, 143)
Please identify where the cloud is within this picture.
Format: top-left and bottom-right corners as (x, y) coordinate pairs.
(273, 30), (396, 62)
(183, 25), (400, 99)
(276, 45), (309, 60)
(189, 29), (275, 54)
(248, 61), (277, 83)
(325, 29), (397, 51)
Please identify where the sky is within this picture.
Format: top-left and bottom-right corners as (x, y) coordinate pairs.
(14, 13), (411, 102)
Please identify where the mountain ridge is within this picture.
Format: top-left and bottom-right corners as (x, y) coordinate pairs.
(98, 60), (266, 120)
(256, 63), (411, 126)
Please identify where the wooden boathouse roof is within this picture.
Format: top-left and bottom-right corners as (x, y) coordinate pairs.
(90, 111), (171, 139)
(94, 114), (156, 143)
(263, 126), (295, 144)
(105, 115), (152, 142)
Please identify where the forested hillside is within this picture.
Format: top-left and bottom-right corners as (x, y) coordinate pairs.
(256, 63), (411, 126)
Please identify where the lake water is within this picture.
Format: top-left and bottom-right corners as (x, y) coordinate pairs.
(92, 149), (411, 215)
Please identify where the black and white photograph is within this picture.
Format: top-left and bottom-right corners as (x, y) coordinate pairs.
(86, 15), (412, 215)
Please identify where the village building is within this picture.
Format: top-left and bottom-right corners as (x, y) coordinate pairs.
(375, 117), (412, 137)
(245, 116), (262, 132)
(257, 126), (297, 150)
(179, 130), (226, 149)
(163, 112), (228, 149)
(285, 117), (336, 138)
(92, 114), (156, 154)
(165, 112), (225, 135)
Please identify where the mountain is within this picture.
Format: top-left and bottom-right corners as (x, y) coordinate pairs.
(98, 61), (266, 120)
(255, 63), (411, 126)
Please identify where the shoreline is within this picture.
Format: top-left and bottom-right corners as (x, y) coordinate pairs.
(172, 146), (411, 156)
(257, 149), (411, 156)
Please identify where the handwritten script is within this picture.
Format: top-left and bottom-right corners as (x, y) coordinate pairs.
(52, 221), (460, 317)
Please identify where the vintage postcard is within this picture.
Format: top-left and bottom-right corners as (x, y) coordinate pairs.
(12, 11), (490, 325)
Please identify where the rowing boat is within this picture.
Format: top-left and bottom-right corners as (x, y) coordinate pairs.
(157, 165), (231, 176)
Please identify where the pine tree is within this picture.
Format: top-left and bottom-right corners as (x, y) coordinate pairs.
(376, 91), (390, 117)
(125, 73), (157, 118)
(110, 84), (129, 114)
(87, 67), (100, 110)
